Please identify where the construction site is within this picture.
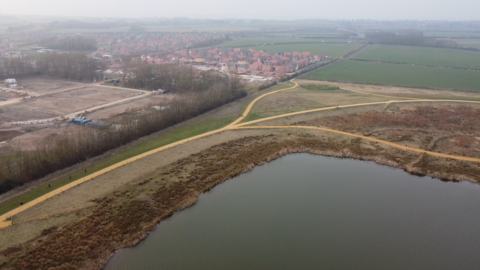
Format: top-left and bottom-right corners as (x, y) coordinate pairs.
(0, 77), (172, 147)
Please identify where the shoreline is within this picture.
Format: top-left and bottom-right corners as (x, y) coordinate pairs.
(3, 133), (479, 269)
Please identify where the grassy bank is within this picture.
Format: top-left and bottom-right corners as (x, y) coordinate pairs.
(0, 83), (294, 216)
(0, 117), (234, 216)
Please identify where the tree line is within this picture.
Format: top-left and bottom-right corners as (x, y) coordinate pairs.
(39, 36), (97, 51)
(48, 20), (120, 30)
(0, 58), (36, 78)
(0, 71), (246, 194)
(0, 53), (101, 82)
(366, 31), (459, 49)
(373, 35), (458, 48)
(122, 62), (235, 93)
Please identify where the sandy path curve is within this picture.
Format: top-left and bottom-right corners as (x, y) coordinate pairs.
(2, 80), (480, 228)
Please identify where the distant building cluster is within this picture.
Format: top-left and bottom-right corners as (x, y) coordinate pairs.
(95, 33), (225, 57)
(140, 47), (329, 78)
(0, 50), (24, 58)
(93, 33), (228, 73)
(0, 31), (329, 80)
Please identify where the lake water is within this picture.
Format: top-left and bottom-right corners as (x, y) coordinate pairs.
(105, 154), (480, 270)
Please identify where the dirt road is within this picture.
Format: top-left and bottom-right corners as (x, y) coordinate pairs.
(9, 84), (151, 124)
(232, 125), (480, 163)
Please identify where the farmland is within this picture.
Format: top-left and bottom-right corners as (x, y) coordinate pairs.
(353, 45), (480, 70)
(302, 60), (480, 92)
(219, 38), (351, 47)
(265, 32), (343, 38)
(246, 43), (362, 59)
(424, 31), (480, 38)
(455, 39), (480, 49)
(219, 38), (323, 47)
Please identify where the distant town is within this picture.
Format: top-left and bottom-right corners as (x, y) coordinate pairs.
(1, 32), (329, 80)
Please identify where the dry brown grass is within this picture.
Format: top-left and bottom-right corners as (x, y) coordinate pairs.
(295, 79), (480, 101)
(293, 105), (480, 158)
(2, 131), (480, 269)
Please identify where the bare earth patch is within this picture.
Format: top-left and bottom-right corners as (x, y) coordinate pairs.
(18, 78), (86, 96)
(0, 87), (138, 121)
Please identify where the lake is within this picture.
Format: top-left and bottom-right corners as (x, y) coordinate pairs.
(105, 154), (480, 270)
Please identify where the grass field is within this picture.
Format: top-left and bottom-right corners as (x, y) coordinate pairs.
(265, 32), (343, 38)
(424, 31), (480, 38)
(221, 38), (355, 47)
(144, 26), (260, 32)
(354, 45), (480, 70)
(302, 60), (480, 92)
(301, 84), (339, 91)
(243, 43), (362, 59)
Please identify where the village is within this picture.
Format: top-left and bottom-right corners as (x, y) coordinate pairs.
(137, 47), (329, 78)
(1, 31), (329, 81)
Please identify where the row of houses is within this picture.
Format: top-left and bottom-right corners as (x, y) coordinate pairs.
(94, 33), (227, 58)
(0, 50), (24, 58)
(138, 47), (329, 78)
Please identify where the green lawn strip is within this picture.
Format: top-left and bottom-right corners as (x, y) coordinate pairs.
(424, 31), (480, 38)
(241, 112), (265, 123)
(302, 60), (480, 92)
(300, 84), (339, 91)
(354, 44), (480, 70)
(0, 117), (234, 216)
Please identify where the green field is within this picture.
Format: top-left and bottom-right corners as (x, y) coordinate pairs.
(424, 31), (480, 38)
(144, 26), (260, 32)
(238, 43), (363, 59)
(265, 32), (343, 38)
(220, 38), (356, 47)
(301, 84), (339, 91)
(302, 60), (480, 92)
(220, 38), (333, 47)
(354, 45), (480, 70)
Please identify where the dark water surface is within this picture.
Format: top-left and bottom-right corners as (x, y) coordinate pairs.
(105, 154), (480, 270)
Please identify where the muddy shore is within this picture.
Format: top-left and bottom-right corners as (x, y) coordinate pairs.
(1, 133), (479, 270)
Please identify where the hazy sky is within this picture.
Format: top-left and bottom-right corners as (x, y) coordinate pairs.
(4, 0), (480, 20)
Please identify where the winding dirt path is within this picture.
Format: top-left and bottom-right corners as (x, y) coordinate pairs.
(2, 79), (480, 228)
(232, 125), (480, 163)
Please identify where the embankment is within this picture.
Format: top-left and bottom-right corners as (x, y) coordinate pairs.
(2, 133), (479, 270)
